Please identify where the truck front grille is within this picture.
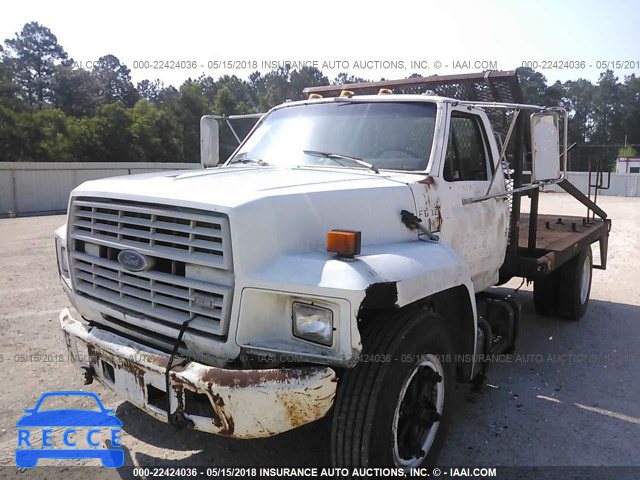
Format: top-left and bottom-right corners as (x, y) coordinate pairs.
(68, 198), (233, 349)
(71, 198), (231, 269)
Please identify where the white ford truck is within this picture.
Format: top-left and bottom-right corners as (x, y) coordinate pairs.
(54, 71), (610, 468)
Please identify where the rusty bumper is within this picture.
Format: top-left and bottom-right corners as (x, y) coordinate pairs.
(59, 308), (337, 438)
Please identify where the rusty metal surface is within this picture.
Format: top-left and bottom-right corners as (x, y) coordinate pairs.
(513, 213), (611, 278)
(518, 213), (609, 253)
(60, 308), (337, 439)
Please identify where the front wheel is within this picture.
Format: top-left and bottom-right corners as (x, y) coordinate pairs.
(331, 310), (455, 469)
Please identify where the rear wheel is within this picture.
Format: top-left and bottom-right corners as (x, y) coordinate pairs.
(533, 270), (560, 316)
(558, 247), (593, 320)
(331, 309), (455, 469)
(533, 247), (593, 320)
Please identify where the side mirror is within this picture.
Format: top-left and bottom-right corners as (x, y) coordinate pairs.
(530, 112), (562, 182)
(200, 116), (220, 168)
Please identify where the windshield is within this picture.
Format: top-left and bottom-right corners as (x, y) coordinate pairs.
(228, 101), (437, 171)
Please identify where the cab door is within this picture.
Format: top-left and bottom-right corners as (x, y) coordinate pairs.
(436, 105), (509, 292)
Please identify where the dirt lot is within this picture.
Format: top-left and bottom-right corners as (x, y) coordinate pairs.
(0, 192), (639, 478)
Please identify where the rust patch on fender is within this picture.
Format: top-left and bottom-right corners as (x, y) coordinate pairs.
(418, 176), (435, 186)
(434, 204), (443, 232)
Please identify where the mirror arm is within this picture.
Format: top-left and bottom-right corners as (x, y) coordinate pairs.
(464, 183), (539, 205)
(224, 115), (242, 145)
(485, 109), (520, 197)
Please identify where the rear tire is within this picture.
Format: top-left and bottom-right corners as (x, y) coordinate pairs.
(558, 247), (593, 320)
(331, 309), (455, 470)
(533, 271), (560, 316)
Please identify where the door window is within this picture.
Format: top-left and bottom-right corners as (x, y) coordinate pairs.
(443, 114), (490, 181)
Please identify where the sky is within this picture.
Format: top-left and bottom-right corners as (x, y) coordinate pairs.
(2, 0), (639, 89)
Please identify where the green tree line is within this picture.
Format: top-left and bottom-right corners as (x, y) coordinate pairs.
(1, 22), (639, 169)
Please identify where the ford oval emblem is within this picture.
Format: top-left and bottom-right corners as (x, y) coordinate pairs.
(117, 250), (148, 272)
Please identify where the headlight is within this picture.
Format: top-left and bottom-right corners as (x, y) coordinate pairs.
(292, 302), (333, 346)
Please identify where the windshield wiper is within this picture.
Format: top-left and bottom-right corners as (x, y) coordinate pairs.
(228, 157), (269, 166)
(303, 150), (379, 174)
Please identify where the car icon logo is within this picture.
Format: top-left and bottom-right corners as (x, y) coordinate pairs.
(15, 391), (124, 468)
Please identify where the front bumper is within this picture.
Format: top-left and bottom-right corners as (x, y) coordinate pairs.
(60, 308), (337, 438)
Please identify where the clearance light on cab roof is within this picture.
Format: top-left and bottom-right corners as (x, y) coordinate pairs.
(308, 93), (323, 99)
(327, 230), (361, 258)
(339, 90), (355, 97)
(378, 88), (393, 94)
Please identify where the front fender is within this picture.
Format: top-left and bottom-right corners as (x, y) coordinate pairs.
(248, 239), (474, 308)
(239, 240), (477, 367)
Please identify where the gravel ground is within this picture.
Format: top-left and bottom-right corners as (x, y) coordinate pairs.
(0, 192), (638, 479)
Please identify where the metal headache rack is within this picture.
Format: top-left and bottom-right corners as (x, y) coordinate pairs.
(305, 71), (611, 281)
(304, 71), (523, 143)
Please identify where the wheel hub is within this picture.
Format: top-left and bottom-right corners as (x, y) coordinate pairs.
(392, 355), (445, 467)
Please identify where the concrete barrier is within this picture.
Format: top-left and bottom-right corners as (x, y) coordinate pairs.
(0, 162), (200, 216)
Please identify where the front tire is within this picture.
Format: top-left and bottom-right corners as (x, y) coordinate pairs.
(331, 309), (455, 469)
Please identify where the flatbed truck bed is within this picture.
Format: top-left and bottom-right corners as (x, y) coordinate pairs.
(514, 213), (611, 278)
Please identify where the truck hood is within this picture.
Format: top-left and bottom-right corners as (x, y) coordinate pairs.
(72, 166), (407, 209)
(71, 165), (420, 275)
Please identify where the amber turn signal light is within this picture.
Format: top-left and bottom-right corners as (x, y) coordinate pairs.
(327, 230), (361, 257)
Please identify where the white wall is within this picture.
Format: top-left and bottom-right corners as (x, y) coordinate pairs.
(0, 162), (200, 216)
